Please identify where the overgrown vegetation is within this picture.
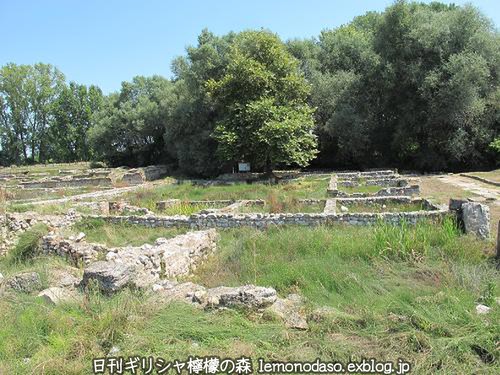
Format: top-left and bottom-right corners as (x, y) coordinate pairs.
(239, 194), (325, 213)
(122, 176), (329, 211)
(7, 223), (49, 263)
(341, 201), (427, 213)
(0, 221), (498, 373)
(71, 218), (187, 247)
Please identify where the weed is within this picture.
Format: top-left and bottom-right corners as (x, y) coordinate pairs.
(7, 223), (49, 263)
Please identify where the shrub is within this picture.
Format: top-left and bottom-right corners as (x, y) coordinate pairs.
(8, 224), (49, 263)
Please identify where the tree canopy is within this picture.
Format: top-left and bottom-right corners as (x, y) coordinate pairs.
(207, 30), (317, 172)
(1, 1), (498, 173)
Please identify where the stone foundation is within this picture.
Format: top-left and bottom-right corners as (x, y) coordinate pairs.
(88, 207), (448, 230)
(19, 177), (112, 189)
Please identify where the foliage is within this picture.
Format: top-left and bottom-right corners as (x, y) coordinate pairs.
(296, 1), (500, 170)
(164, 29), (235, 177)
(89, 76), (174, 167)
(7, 223), (48, 263)
(207, 30), (318, 172)
(1, 2), (499, 174)
(50, 82), (103, 162)
(0, 63), (65, 165)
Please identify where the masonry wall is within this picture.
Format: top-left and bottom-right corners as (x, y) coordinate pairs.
(88, 208), (448, 230)
(19, 177), (112, 189)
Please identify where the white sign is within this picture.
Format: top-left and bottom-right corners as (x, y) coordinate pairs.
(238, 162), (251, 172)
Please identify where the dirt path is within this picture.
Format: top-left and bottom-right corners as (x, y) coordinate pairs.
(419, 174), (500, 241)
(436, 174), (500, 203)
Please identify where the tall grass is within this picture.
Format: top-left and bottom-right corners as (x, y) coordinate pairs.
(122, 176), (329, 211)
(7, 223), (49, 263)
(71, 218), (186, 247)
(0, 219), (498, 373)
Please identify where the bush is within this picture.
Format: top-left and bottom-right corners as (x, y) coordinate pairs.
(89, 161), (106, 169)
(8, 224), (49, 263)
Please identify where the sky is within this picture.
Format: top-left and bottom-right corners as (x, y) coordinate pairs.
(1, 0), (498, 94)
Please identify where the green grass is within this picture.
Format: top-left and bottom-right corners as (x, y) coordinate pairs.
(6, 224), (49, 263)
(469, 169), (500, 183)
(160, 201), (230, 215)
(120, 176), (329, 212)
(341, 184), (384, 194)
(70, 218), (187, 247)
(1, 219), (498, 374)
(340, 201), (427, 213)
(239, 200), (325, 213)
(6, 185), (106, 203)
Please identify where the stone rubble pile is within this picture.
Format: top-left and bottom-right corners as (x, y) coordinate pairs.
(0, 209), (80, 256)
(152, 280), (308, 329)
(79, 229), (218, 292)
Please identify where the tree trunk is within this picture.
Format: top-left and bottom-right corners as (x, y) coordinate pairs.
(264, 155), (279, 184)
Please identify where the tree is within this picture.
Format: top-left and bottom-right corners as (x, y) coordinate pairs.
(207, 30), (317, 173)
(50, 82), (103, 162)
(89, 76), (174, 167)
(164, 29), (235, 177)
(292, 1), (499, 171)
(0, 63), (64, 164)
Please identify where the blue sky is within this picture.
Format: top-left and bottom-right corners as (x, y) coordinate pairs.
(1, 0), (498, 93)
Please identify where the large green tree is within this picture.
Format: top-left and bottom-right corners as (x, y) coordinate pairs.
(0, 63), (65, 164)
(90, 76), (174, 167)
(164, 29), (235, 177)
(292, 1), (499, 171)
(207, 30), (318, 173)
(50, 82), (103, 162)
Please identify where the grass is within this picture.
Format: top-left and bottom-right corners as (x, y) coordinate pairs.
(160, 201), (230, 215)
(70, 218), (187, 247)
(419, 176), (479, 205)
(0, 162), (91, 176)
(0, 220), (498, 373)
(8, 202), (73, 215)
(239, 194), (325, 213)
(6, 223), (49, 263)
(341, 184), (384, 194)
(5, 185), (107, 203)
(120, 176), (329, 212)
(340, 201), (428, 213)
(470, 169), (500, 183)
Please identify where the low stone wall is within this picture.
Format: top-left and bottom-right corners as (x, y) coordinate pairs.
(19, 177), (112, 189)
(336, 170), (397, 179)
(375, 185), (420, 197)
(328, 184), (419, 198)
(112, 165), (168, 185)
(459, 173), (500, 187)
(338, 178), (408, 188)
(1, 211), (80, 256)
(88, 207), (449, 230)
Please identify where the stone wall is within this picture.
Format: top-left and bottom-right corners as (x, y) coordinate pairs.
(338, 178), (408, 188)
(19, 177), (112, 189)
(88, 207), (448, 230)
(111, 165), (168, 186)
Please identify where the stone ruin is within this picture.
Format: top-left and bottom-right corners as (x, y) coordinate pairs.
(8, 164), (168, 191)
(2, 225), (309, 329)
(327, 170), (421, 197)
(0, 167), (494, 331)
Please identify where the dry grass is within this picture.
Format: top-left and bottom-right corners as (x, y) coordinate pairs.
(471, 169), (500, 183)
(420, 175), (500, 243)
